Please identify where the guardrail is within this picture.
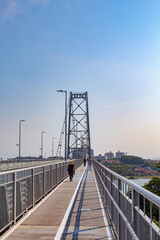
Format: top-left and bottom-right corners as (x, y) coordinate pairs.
(0, 159), (83, 236)
(0, 158), (62, 171)
(0, 158), (52, 164)
(93, 160), (160, 240)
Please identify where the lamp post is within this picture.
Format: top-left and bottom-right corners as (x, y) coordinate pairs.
(52, 137), (56, 159)
(57, 90), (67, 161)
(17, 120), (25, 164)
(41, 131), (45, 158)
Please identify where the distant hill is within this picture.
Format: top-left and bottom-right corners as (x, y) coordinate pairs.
(120, 155), (144, 165)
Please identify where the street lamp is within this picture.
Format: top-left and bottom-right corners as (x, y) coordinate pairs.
(52, 137), (56, 159)
(57, 90), (67, 161)
(41, 131), (45, 158)
(17, 120), (25, 164)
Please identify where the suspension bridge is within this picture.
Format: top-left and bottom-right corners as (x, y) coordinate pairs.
(0, 92), (160, 240)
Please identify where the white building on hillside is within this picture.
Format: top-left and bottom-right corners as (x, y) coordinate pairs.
(116, 151), (125, 159)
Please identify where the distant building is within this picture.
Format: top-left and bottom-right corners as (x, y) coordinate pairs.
(116, 151), (125, 159)
(104, 151), (114, 160)
(94, 154), (105, 161)
(145, 166), (152, 171)
(105, 159), (121, 164)
(134, 167), (151, 175)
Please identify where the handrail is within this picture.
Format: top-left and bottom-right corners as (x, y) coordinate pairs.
(93, 159), (160, 240)
(95, 165), (138, 240)
(0, 159), (73, 175)
(0, 159), (83, 236)
(95, 160), (160, 208)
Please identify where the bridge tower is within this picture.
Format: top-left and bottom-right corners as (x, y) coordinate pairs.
(67, 92), (91, 159)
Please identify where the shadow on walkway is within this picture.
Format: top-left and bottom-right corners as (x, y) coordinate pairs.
(61, 167), (111, 240)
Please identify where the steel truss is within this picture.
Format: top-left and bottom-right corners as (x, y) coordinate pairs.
(67, 92), (91, 159)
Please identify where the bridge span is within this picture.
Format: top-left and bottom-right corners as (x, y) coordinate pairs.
(1, 162), (113, 240)
(1, 159), (160, 240)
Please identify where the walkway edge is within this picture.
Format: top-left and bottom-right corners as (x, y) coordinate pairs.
(93, 167), (114, 240)
(0, 178), (67, 240)
(54, 167), (86, 240)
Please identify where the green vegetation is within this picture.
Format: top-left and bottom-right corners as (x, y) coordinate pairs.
(101, 155), (159, 177)
(120, 155), (144, 165)
(143, 177), (160, 196)
(105, 164), (136, 177)
(101, 156), (160, 226)
(103, 155), (145, 177)
(156, 162), (160, 172)
(140, 177), (160, 225)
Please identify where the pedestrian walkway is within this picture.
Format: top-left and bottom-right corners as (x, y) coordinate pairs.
(2, 165), (113, 240)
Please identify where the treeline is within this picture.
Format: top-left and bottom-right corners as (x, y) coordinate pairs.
(141, 177), (160, 225)
(107, 164), (136, 177)
(120, 155), (144, 165)
(104, 155), (145, 176)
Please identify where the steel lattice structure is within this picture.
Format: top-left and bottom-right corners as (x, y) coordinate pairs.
(67, 92), (91, 159)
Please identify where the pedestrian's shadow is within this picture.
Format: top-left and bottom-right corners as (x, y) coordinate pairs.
(61, 169), (88, 239)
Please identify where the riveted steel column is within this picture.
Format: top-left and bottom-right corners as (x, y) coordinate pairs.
(67, 92), (72, 158)
(86, 92), (91, 157)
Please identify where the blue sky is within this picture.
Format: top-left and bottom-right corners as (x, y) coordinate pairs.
(0, 0), (160, 159)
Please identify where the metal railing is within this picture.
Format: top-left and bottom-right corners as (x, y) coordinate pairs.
(0, 159), (83, 235)
(93, 160), (160, 240)
(0, 158), (62, 171)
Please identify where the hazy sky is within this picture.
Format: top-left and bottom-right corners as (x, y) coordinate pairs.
(0, 0), (160, 159)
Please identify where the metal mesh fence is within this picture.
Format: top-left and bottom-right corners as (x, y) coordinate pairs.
(93, 160), (160, 240)
(0, 159), (83, 235)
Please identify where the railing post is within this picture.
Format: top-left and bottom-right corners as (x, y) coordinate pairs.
(102, 167), (105, 197)
(65, 161), (67, 178)
(56, 164), (58, 184)
(62, 162), (64, 179)
(13, 172), (16, 224)
(104, 169), (107, 201)
(117, 179), (121, 238)
(118, 179), (121, 205)
(32, 169), (35, 207)
(50, 165), (53, 189)
(149, 202), (152, 240)
(110, 174), (113, 220)
(132, 190), (139, 238)
(60, 163), (62, 181)
(43, 167), (45, 196)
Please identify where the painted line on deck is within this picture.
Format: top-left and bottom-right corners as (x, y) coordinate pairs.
(93, 166), (114, 240)
(54, 167), (86, 240)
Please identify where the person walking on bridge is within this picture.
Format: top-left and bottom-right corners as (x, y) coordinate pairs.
(87, 157), (92, 170)
(68, 161), (75, 181)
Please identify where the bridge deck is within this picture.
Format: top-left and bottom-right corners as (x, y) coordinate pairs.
(4, 165), (113, 240)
